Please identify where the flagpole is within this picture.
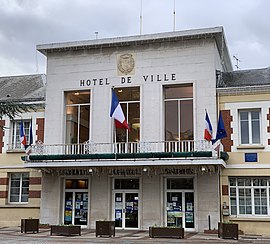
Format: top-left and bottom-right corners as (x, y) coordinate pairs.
(111, 87), (117, 154)
(173, 0), (176, 32)
(140, 0), (143, 35)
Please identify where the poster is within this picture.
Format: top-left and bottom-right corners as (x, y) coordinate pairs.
(115, 210), (122, 220)
(115, 202), (122, 209)
(174, 211), (183, 217)
(83, 201), (88, 209)
(116, 197), (122, 202)
(167, 215), (175, 224)
(83, 194), (88, 201)
(75, 201), (81, 209)
(64, 210), (72, 222)
(186, 202), (193, 211)
(185, 212), (194, 223)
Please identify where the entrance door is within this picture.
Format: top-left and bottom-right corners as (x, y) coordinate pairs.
(166, 178), (195, 231)
(64, 192), (88, 226)
(166, 192), (194, 229)
(64, 179), (89, 226)
(114, 192), (139, 229)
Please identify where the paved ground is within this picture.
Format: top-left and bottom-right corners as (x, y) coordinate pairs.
(0, 227), (269, 244)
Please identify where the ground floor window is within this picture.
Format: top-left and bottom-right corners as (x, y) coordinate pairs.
(229, 177), (269, 216)
(165, 178), (195, 229)
(9, 173), (29, 203)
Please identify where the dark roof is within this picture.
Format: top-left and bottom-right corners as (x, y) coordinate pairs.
(219, 67), (270, 88)
(0, 74), (46, 102)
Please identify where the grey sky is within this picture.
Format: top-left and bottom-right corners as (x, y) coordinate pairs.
(0, 0), (269, 76)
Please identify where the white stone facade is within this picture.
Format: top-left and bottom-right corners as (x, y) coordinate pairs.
(37, 27), (232, 232)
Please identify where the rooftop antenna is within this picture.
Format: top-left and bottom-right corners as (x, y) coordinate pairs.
(233, 55), (241, 70)
(140, 0), (143, 35)
(95, 31), (98, 40)
(173, 0), (176, 31)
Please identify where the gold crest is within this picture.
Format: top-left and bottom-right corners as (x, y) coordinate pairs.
(117, 54), (135, 75)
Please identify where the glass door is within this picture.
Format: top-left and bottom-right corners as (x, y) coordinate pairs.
(64, 179), (89, 226)
(185, 192), (194, 229)
(167, 192), (183, 227)
(64, 192), (88, 226)
(165, 178), (195, 231)
(114, 192), (139, 229)
(74, 192), (88, 225)
(166, 191), (194, 229)
(64, 192), (73, 225)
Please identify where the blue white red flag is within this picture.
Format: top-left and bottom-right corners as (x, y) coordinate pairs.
(110, 90), (129, 130)
(20, 122), (27, 146)
(204, 110), (213, 141)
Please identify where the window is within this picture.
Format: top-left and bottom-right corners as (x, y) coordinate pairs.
(113, 87), (140, 143)
(114, 179), (140, 189)
(229, 177), (269, 216)
(239, 110), (261, 145)
(164, 84), (193, 141)
(9, 173), (29, 203)
(65, 90), (90, 144)
(10, 121), (31, 149)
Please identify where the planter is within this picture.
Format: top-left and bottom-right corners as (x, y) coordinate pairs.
(50, 225), (81, 236)
(96, 221), (115, 237)
(21, 219), (39, 233)
(218, 222), (238, 240)
(149, 227), (184, 239)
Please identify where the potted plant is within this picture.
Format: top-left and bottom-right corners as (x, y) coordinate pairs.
(149, 226), (184, 239)
(21, 218), (39, 233)
(50, 225), (81, 236)
(218, 222), (238, 240)
(96, 220), (115, 237)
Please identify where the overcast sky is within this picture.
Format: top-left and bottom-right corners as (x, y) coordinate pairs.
(0, 0), (269, 76)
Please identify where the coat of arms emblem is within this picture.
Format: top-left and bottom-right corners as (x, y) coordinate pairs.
(117, 54), (135, 75)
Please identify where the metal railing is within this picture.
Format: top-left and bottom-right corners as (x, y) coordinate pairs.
(27, 140), (215, 156)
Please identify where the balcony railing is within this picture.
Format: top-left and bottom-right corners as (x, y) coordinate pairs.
(27, 140), (216, 156)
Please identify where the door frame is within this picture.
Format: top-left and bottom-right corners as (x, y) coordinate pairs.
(112, 190), (140, 230)
(62, 177), (90, 228)
(164, 177), (196, 232)
(111, 177), (141, 230)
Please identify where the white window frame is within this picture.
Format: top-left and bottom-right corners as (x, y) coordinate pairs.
(229, 177), (269, 217)
(10, 120), (31, 150)
(8, 173), (29, 204)
(239, 109), (261, 145)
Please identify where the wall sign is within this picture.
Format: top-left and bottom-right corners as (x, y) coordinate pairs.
(245, 153), (257, 162)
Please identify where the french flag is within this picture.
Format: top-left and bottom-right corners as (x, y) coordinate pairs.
(110, 90), (130, 130)
(20, 122), (27, 146)
(204, 110), (213, 141)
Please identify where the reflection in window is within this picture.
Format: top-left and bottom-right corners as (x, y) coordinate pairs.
(229, 177), (269, 216)
(65, 91), (90, 144)
(10, 121), (31, 149)
(9, 173), (29, 203)
(164, 84), (193, 141)
(114, 179), (139, 189)
(65, 179), (88, 189)
(239, 110), (261, 145)
(113, 87), (140, 143)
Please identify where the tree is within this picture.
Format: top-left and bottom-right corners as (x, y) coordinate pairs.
(0, 101), (40, 128)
